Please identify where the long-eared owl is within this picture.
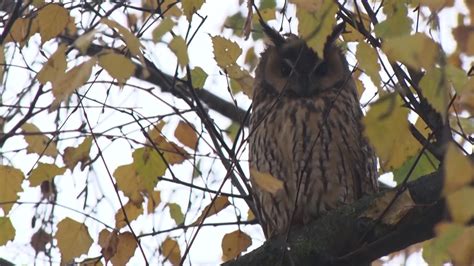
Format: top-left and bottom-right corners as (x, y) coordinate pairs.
(249, 22), (379, 238)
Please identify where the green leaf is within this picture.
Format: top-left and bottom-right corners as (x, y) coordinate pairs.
(168, 203), (184, 225)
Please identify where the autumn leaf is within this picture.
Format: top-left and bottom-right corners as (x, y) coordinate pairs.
(189, 66), (208, 88)
(168, 203), (184, 225)
(443, 142), (473, 194)
(446, 187), (474, 223)
(420, 67), (449, 117)
(152, 17), (175, 43)
(147, 124), (190, 165)
(423, 223), (474, 266)
(115, 201), (144, 229)
(0, 217), (15, 246)
(21, 123), (58, 158)
(55, 217), (93, 264)
(30, 229), (52, 255)
(4, 17), (38, 46)
(169, 36), (189, 68)
(382, 33), (439, 70)
(174, 121), (198, 150)
(115, 163), (155, 204)
(374, 2), (412, 38)
(112, 232), (137, 265)
(37, 43), (67, 85)
(360, 190), (415, 225)
(356, 42), (381, 88)
(98, 229), (118, 262)
(63, 136), (93, 171)
(36, 4), (69, 44)
(147, 190), (161, 213)
(98, 53), (136, 85)
(161, 237), (181, 265)
(250, 168), (283, 194)
(50, 58), (96, 111)
(181, 0), (205, 21)
(211, 36), (242, 68)
(221, 230), (252, 262)
(363, 95), (420, 170)
(131, 147), (166, 186)
(0, 165), (25, 214)
(452, 25), (474, 56)
(191, 196), (230, 226)
(28, 162), (66, 187)
(294, 0), (337, 56)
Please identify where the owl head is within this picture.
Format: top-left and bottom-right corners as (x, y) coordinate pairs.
(254, 22), (352, 100)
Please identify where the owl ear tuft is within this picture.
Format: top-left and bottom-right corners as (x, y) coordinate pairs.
(323, 22), (346, 60)
(259, 19), (285, 47)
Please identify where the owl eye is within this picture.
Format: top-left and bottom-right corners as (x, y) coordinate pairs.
(313, 61), (328, 76)
(280, 59), (293, 77)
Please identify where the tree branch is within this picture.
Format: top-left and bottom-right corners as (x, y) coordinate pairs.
(225, 171), (445, 266)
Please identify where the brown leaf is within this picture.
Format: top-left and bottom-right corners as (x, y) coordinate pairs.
(250, 168), (283, 194)
(361, 190), (415, 225)
(191, 196), (230, 226)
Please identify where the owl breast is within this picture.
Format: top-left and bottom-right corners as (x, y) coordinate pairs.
(249, 80), (378, 238)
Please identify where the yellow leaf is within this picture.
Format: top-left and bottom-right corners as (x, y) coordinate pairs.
(169, 36), (189, 68)
(363, 95), (420, 170)
(174, 121), (198, 150)
(28, 162), (66, 187)
(189, 66), (208, 88)
(0, 217), (15, 245)
(383, 33), (439, 70)
(168, 203), (184, 225)
(161, 237), (181, 266)
(147, 126), (190, 164)
(152, 17), (175, 43)
(290, 0), (322, 11)
(101, 18), (141, 57)
(447, 187), (474, 223)
(181, 0), (205, 21)
(111, 232), (137, 265)
(50, 58), (96, 111)
(147, 190), (161, 213)
(36, 4), (69, 43)
(446, 226), (474, 266)
(4, 17), (38, 46)
(191, 196), (230, 226)
(295, 0), (337, 56)
(360, 190), (415, 225)
(420, 67), (449, 117)
(424, 223), (474, 266)
(221, 230), (252, 262)
(63, 136), (93, 171)
(55, 217), (93, 264)
(132, 147), (166, 185)
(211, 36), (242, 68)
(21, 123), (58, 157)
(37, 43), (67, 85)
(98, 53), (136, 85)
(443, 142), (473, 194)
(247, 209), (255, 221)
(115, 163), (147, 204)
(158, 0), (182, 18)
(374, 2), (412, 38)
(115, 201), (144, 229)
(0, 166), (24, 214)
(250, 168), (283, 194)
(74, 30), (97, 54)
(356, 42), (381, 87)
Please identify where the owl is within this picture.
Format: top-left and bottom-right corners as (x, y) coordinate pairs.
(249, 22), (379, 238)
